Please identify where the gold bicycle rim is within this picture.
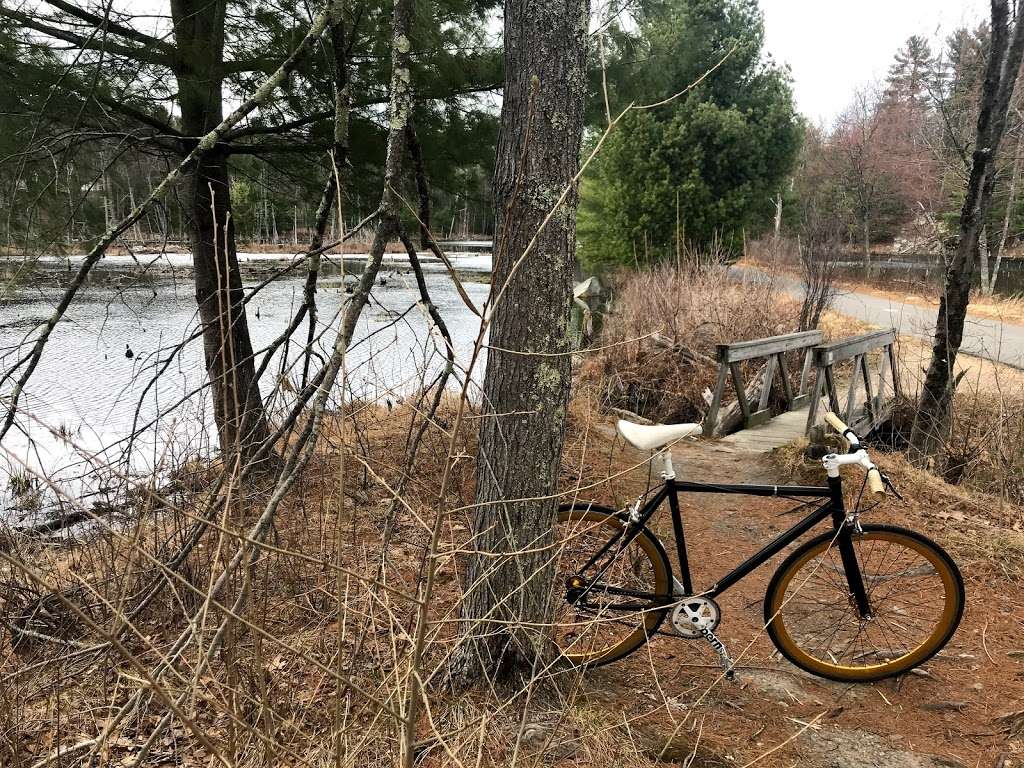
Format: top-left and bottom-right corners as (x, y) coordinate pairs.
(768, 530), (960, 681)
(555, 509), (671, 666)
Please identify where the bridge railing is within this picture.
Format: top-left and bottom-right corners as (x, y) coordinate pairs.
(704, 330), (823, 436)
(805, 329), (901, 437)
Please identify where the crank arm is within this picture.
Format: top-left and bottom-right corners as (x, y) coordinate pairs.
(700, 627), (736, 680)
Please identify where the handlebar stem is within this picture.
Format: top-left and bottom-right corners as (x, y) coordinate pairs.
(822, 449), (876, 479)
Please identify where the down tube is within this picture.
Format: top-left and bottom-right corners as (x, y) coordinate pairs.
(707, 502), (835, 597)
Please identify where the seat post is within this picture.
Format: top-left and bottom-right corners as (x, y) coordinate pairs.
(657, 449), (676, 480)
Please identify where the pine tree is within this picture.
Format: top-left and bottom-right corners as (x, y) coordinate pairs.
(884, 35), (937, 106)
(577, 0), (801, 266)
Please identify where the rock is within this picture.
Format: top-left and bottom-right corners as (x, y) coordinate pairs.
(806, 727), (967, 768)
(741, 670), (807, 703)
(921, 701), (967, 713)
(631, 722), (730, 766)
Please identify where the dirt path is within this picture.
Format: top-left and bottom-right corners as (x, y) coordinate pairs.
(567, 430), (1024, 767)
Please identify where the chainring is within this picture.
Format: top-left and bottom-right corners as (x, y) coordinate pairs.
(671, 596), (722, 638)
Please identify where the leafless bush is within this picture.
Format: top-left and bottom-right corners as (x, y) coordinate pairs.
(796, 225), (841, 333)
(579, 258), (801, 424)
(889, 352), (1024, 519)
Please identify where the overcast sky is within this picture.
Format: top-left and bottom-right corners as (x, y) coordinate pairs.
(759, 0), (989, 126)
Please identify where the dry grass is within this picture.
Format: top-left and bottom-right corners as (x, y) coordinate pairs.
(579, 261), (801, 424)
(884, 337), (1024, 510)
(770, 435), (1024, 583)
(6, 253), (1023, 768)
(0, 394), (728, 768)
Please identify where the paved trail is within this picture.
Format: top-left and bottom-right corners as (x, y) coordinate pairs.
(736, 266), (1024, 369)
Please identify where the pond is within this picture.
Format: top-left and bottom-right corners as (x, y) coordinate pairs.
(0, 250), (491, 524)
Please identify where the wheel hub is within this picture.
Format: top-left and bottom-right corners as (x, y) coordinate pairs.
(565, 575), (588, 604)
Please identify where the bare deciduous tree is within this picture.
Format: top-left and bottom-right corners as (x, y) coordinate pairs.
(912, 0), (1024, 461)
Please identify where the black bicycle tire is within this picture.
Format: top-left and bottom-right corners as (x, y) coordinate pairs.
(764, 523), (965, 682)
(555, 502), (674, 667)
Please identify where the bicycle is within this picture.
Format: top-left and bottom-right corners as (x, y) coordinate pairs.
(553, 412), (964, 682)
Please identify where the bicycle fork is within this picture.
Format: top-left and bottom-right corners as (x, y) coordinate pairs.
(828, 476), (872, 619)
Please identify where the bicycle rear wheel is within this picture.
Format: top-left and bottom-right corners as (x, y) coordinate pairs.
(552, 505), (672, 667)
(765, 524), (964, 682)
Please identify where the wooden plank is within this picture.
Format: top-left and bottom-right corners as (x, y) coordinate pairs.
(729, 362), (751, 422)
(748, 409), (773, 427)
(888, 342), (902, 398)
(860, 353), (876, 427)
(850, 402), (893, 437)
(815, 329), (896, 366)
(844, 354), (862, 423)
(721, 330), (823, 363)
(704, 362), (729, 435)
(806, 373), (825, 433)
(874, 348), (889, 414)
(721, 406), (811, 452)
(798, 347), (814, 396)
(757, 355), (777, 412)
(777, 352), (795, 407)
(823, 367), (841, 414)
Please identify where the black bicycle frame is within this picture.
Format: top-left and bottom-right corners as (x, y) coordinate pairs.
(578, 473), (872, 615)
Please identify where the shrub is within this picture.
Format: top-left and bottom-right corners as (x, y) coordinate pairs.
(579, 260), (801, 424)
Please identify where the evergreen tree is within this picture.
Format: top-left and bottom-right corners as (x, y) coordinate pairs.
(577, 0), (801, 267)
(884, 35), (937, 106)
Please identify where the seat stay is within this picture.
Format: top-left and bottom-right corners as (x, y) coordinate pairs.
(577, 486), (670, 577)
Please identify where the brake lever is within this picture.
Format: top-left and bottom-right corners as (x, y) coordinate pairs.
(882, 473), (904, 501)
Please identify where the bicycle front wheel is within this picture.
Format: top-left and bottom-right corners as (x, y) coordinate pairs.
(552, 505), (672, 667)
(765, 524), (964, 682)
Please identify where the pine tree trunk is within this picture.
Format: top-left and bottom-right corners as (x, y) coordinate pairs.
(173, 0), (270, 463)
(455, 0), (589, 683)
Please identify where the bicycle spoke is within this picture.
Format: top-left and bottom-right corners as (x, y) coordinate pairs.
(769, 529), (960, 680)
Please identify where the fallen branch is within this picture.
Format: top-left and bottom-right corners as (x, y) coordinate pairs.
(650, 332), (718, 367)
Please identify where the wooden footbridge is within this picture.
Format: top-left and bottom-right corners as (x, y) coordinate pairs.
(701, 329), (901, 453)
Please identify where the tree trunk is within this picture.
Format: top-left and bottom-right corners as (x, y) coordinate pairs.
(862, 216), (871, 273)
(912, 0), (1024, 461)
(455, 0), (589, 683)
(979, 224), (991, 291)
(992, 120), (1024, 294)
(172, 0), (270, 462)
(406, 122), (433, 249)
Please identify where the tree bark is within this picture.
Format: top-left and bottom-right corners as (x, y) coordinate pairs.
(406, 121), (433, 249)
(455, 0), (589, 682)
(172, 0), (270, 462)
(912, 0), (1024, 461)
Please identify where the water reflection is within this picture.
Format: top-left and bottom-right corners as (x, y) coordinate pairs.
(0, 251), (491, 522)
